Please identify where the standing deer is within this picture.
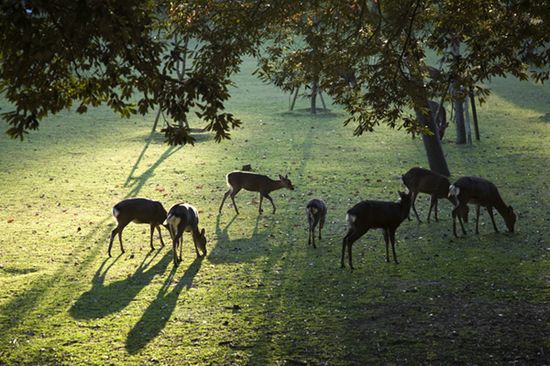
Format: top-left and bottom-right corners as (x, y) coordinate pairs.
(449, 176), (516, 237)
(401, 167), (466, 223)
(108, 198), (168, 257)
(306, 198), (327, 248)
(219, 171), (295, 215)
(164, 203), (207, 266)
(342, 192), (411, 270)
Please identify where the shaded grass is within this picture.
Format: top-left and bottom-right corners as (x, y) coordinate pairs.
(0, 57), (549, 365)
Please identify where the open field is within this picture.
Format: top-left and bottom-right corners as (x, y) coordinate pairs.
(0, 56), (549, 365)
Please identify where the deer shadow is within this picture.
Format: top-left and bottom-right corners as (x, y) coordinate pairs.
(125, 256), (203, 354)
(69, 250), (171, 320)
(207, 214), (269, 264)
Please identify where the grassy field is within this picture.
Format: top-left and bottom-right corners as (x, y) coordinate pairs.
(0, 56), (549, 365)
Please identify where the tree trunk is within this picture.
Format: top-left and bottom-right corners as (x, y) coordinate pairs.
(450, 40), (466, 144)
(464, 97), (472, 144)
(469, 88), (480, 140)
(416, 106), (451, 177)
(310, 78), (319, 114)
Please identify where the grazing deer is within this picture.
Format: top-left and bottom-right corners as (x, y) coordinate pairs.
(306, 198), (327, 248)
(401, 167), (466, 223)
(164, 203), (207, 266)
(108, 198), (167, 257)
(449, 176), (516, 237)
(219, 171), (295, 215)
(342, 192), (411, 270)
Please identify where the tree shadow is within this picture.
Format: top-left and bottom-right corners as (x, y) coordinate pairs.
(125, 256), (204, 354)
(207, 214), (268, 264)
(123, 131), (182, 198)
(69, 250), (171, 320)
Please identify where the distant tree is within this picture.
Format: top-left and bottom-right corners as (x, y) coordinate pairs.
(1, 1), (549, 173)
(256, 0), (550, 175)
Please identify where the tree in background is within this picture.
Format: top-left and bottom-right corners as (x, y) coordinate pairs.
(1, 1), (549, 174)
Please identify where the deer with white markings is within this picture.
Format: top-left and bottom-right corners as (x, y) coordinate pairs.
(449, 176), (516, 237)
(164, 203), (207, 266)
(108, 198), (168, 257)
(342, 191), (411, 270)
(219, 171), (295, 215)
(306, 198), (327, 248)
(402, 167), (467, 223)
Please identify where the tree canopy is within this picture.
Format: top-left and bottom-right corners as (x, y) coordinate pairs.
(1, 1), (549, 150)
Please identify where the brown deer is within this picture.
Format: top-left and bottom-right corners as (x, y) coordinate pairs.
(401, 167), (467, 223)
(449, 176), (516, 237)
(306, 198), (327, 248)
(164, 203), (207, 266)
(108, 198), (168, 257)
(219, 171), (295, 215)
(342, 192), (411, 270)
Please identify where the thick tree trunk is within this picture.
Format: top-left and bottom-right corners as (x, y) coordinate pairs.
(416, 106), (451, 177)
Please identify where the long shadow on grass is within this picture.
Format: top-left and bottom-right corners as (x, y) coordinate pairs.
(69, 251), (170, 320)
(207, 214), (269, 264)
(126, 256), (203, 354)
(124, 131), (182, 198)
(0, 217), (112, 344)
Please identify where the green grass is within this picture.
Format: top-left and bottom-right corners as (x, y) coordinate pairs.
(0, 57), (549, 365)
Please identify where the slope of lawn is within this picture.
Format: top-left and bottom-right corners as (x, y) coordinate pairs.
(0, 56), (549, 365)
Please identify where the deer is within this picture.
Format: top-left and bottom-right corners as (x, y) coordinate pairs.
(341, 191), (411, 270)
(401, 167), (467, 223)
(163, 203), (207, 267)
(219, 171), (295, 215)
(449, 176), (517, 237)
(306, 198), (327, 248)
(108, 198), (168, 257)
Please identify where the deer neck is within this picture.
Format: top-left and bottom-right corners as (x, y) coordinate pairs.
(493, 195), (511, 218)
(267, 179), (285, 193)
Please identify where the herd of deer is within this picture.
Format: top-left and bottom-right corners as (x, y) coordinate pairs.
(107, 167), (516, 270)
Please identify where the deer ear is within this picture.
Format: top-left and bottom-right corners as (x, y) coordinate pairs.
(201, 228), (205, 235)
(509, 205), (513, 211)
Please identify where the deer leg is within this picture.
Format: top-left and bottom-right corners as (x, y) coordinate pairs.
(475, 205), (481, 234)
(149, 224), (156, 251)
(383, 229), (390, 262)
(229, 188), (241, 215)
(411, 191), (422, 223)
(219, 189), (231, 213)
(434, 198), (439, 221)
(458, 210), (467, 235)
(173, 230), (183, 266)
(307, 219), (312, 246)
(389, 229), (399, 264)
(452, 207), (466, 237)
(311, 220), (317, 249)
(179, 232), (184, 262)
(487, 206), (499, 233)
(108, 226), (120, 257)
(265, 193), (276, 214)
(342, 228), (368, 270)
(118, 228), (124, 253)
(427, 195), (436, 223)
(259, 194), (264, 214)
(156, 226), (165, 248)
(192, 230), (201, 257)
